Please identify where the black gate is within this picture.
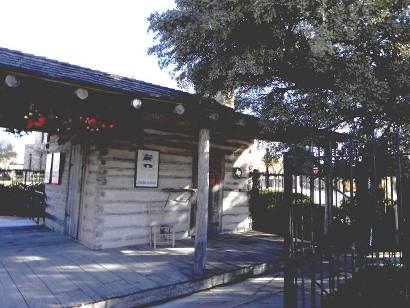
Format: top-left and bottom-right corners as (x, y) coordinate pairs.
(258, 134), (409, 307)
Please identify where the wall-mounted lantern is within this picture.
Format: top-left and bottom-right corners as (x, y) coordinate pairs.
(236, 118), (246, 127)
(232, 167), (243, 179)
(209, 111), (220, 121)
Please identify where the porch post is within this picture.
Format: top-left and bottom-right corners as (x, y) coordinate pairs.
(194, 128), (210, 275)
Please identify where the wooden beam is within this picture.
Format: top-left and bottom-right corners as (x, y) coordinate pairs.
(194, 128), (210, 275)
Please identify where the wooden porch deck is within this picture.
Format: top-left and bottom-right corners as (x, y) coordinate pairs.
(0, 226), (283, 308)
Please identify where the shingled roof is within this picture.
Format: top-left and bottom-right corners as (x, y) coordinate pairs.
(0, 47), (349, 142)
(0, 47), (191, 99)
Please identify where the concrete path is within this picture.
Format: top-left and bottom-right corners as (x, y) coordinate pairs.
(156, 264), (354, 308)
(156, 272), (286, 307)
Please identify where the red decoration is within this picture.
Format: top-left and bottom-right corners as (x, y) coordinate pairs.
(25, 116), (47, 128)
(23, 104), (116, 138)
(87, 118), (97, 127)
(37, 116), (47, 126)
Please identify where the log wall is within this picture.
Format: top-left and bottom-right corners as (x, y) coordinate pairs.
(45, 129), (255, 249)
(92, 132), (194, 249)
(44, 136), (70, 233)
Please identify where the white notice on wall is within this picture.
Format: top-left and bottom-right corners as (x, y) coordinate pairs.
(44, 153), (53, 184)
(135, 149), (159, 187)
(51, 152), (61, 185)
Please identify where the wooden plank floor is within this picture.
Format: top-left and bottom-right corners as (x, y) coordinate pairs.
(0, 226), (283, 307)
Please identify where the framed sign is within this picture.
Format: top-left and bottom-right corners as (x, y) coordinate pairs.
(44, 153), (53, 184)
(44, 152), (64, 185)
(51, 152), (62, 184)
(135, 149), (159, 187)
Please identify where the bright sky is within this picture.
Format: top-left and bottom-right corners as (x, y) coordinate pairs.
(0, 0), (177, 164)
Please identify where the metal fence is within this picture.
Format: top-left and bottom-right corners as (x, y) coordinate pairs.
(0, 169), (45, 186)
(252, 143), (407, 307)
(282, 145), (406, 307)
(256, 172), (358, 207)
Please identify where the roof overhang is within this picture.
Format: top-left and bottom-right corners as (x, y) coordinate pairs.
(0, 47), (348, 145)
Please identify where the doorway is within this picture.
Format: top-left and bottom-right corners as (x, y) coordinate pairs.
(189, 148), (225, 236)
(208, 150), (224, 235)
(65, 143), (86, 238)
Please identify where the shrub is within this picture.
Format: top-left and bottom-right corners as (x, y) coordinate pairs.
(250, 190), (357, 247)
(0, 183), (44, 216)
(324, 266), (410, 308)
(250, 190), (323, 240)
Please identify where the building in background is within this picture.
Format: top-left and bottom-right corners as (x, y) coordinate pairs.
(23, 132), (47, 170)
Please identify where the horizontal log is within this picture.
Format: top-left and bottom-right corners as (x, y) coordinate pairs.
(101, 189), (193, 202)
(222, 207), (250, 216)
(144, 128), (194, 139)
(101, 211), (190, 227)
(143, 142), (193, 154)
(101, 200), (191, 210)
(97, 230), (189, 249)
(99, 177), (192, 189)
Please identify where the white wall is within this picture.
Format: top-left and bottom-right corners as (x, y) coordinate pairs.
(91, 135), (193, 249)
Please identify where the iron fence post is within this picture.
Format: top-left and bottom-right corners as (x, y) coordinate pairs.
(284, 153), (297, 308)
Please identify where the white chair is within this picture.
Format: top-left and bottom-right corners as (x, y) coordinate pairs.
(150, 224), (175, 249)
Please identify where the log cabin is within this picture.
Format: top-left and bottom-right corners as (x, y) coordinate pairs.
(0, 47), (264, 250)
(0, 47), (348, 274)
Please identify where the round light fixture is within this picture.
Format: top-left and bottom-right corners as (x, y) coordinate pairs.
(131, 98), (143, 109)
(4, 74), (20, 88)
(174, 104), (185, 115)
(209, 112), (220, 121)
(75, 88), (89, 100)
(236, 118), (246, 127)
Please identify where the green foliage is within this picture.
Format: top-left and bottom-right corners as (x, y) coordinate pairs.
(250, 190), (321, 238)
(149, 0), (410, 136)
(262, 147), (278, 169)
(251, 190), (360, 246)
(258, 190), (311, 209)
(0, 141), (17, 165)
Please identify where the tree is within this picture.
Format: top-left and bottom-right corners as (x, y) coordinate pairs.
(148, 0), (410, 138)
(0, 141), (17, 166)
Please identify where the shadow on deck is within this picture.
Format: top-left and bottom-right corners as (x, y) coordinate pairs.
(0, 226), (283, 307)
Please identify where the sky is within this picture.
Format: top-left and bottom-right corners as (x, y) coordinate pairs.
(0, 0), (177, 164)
